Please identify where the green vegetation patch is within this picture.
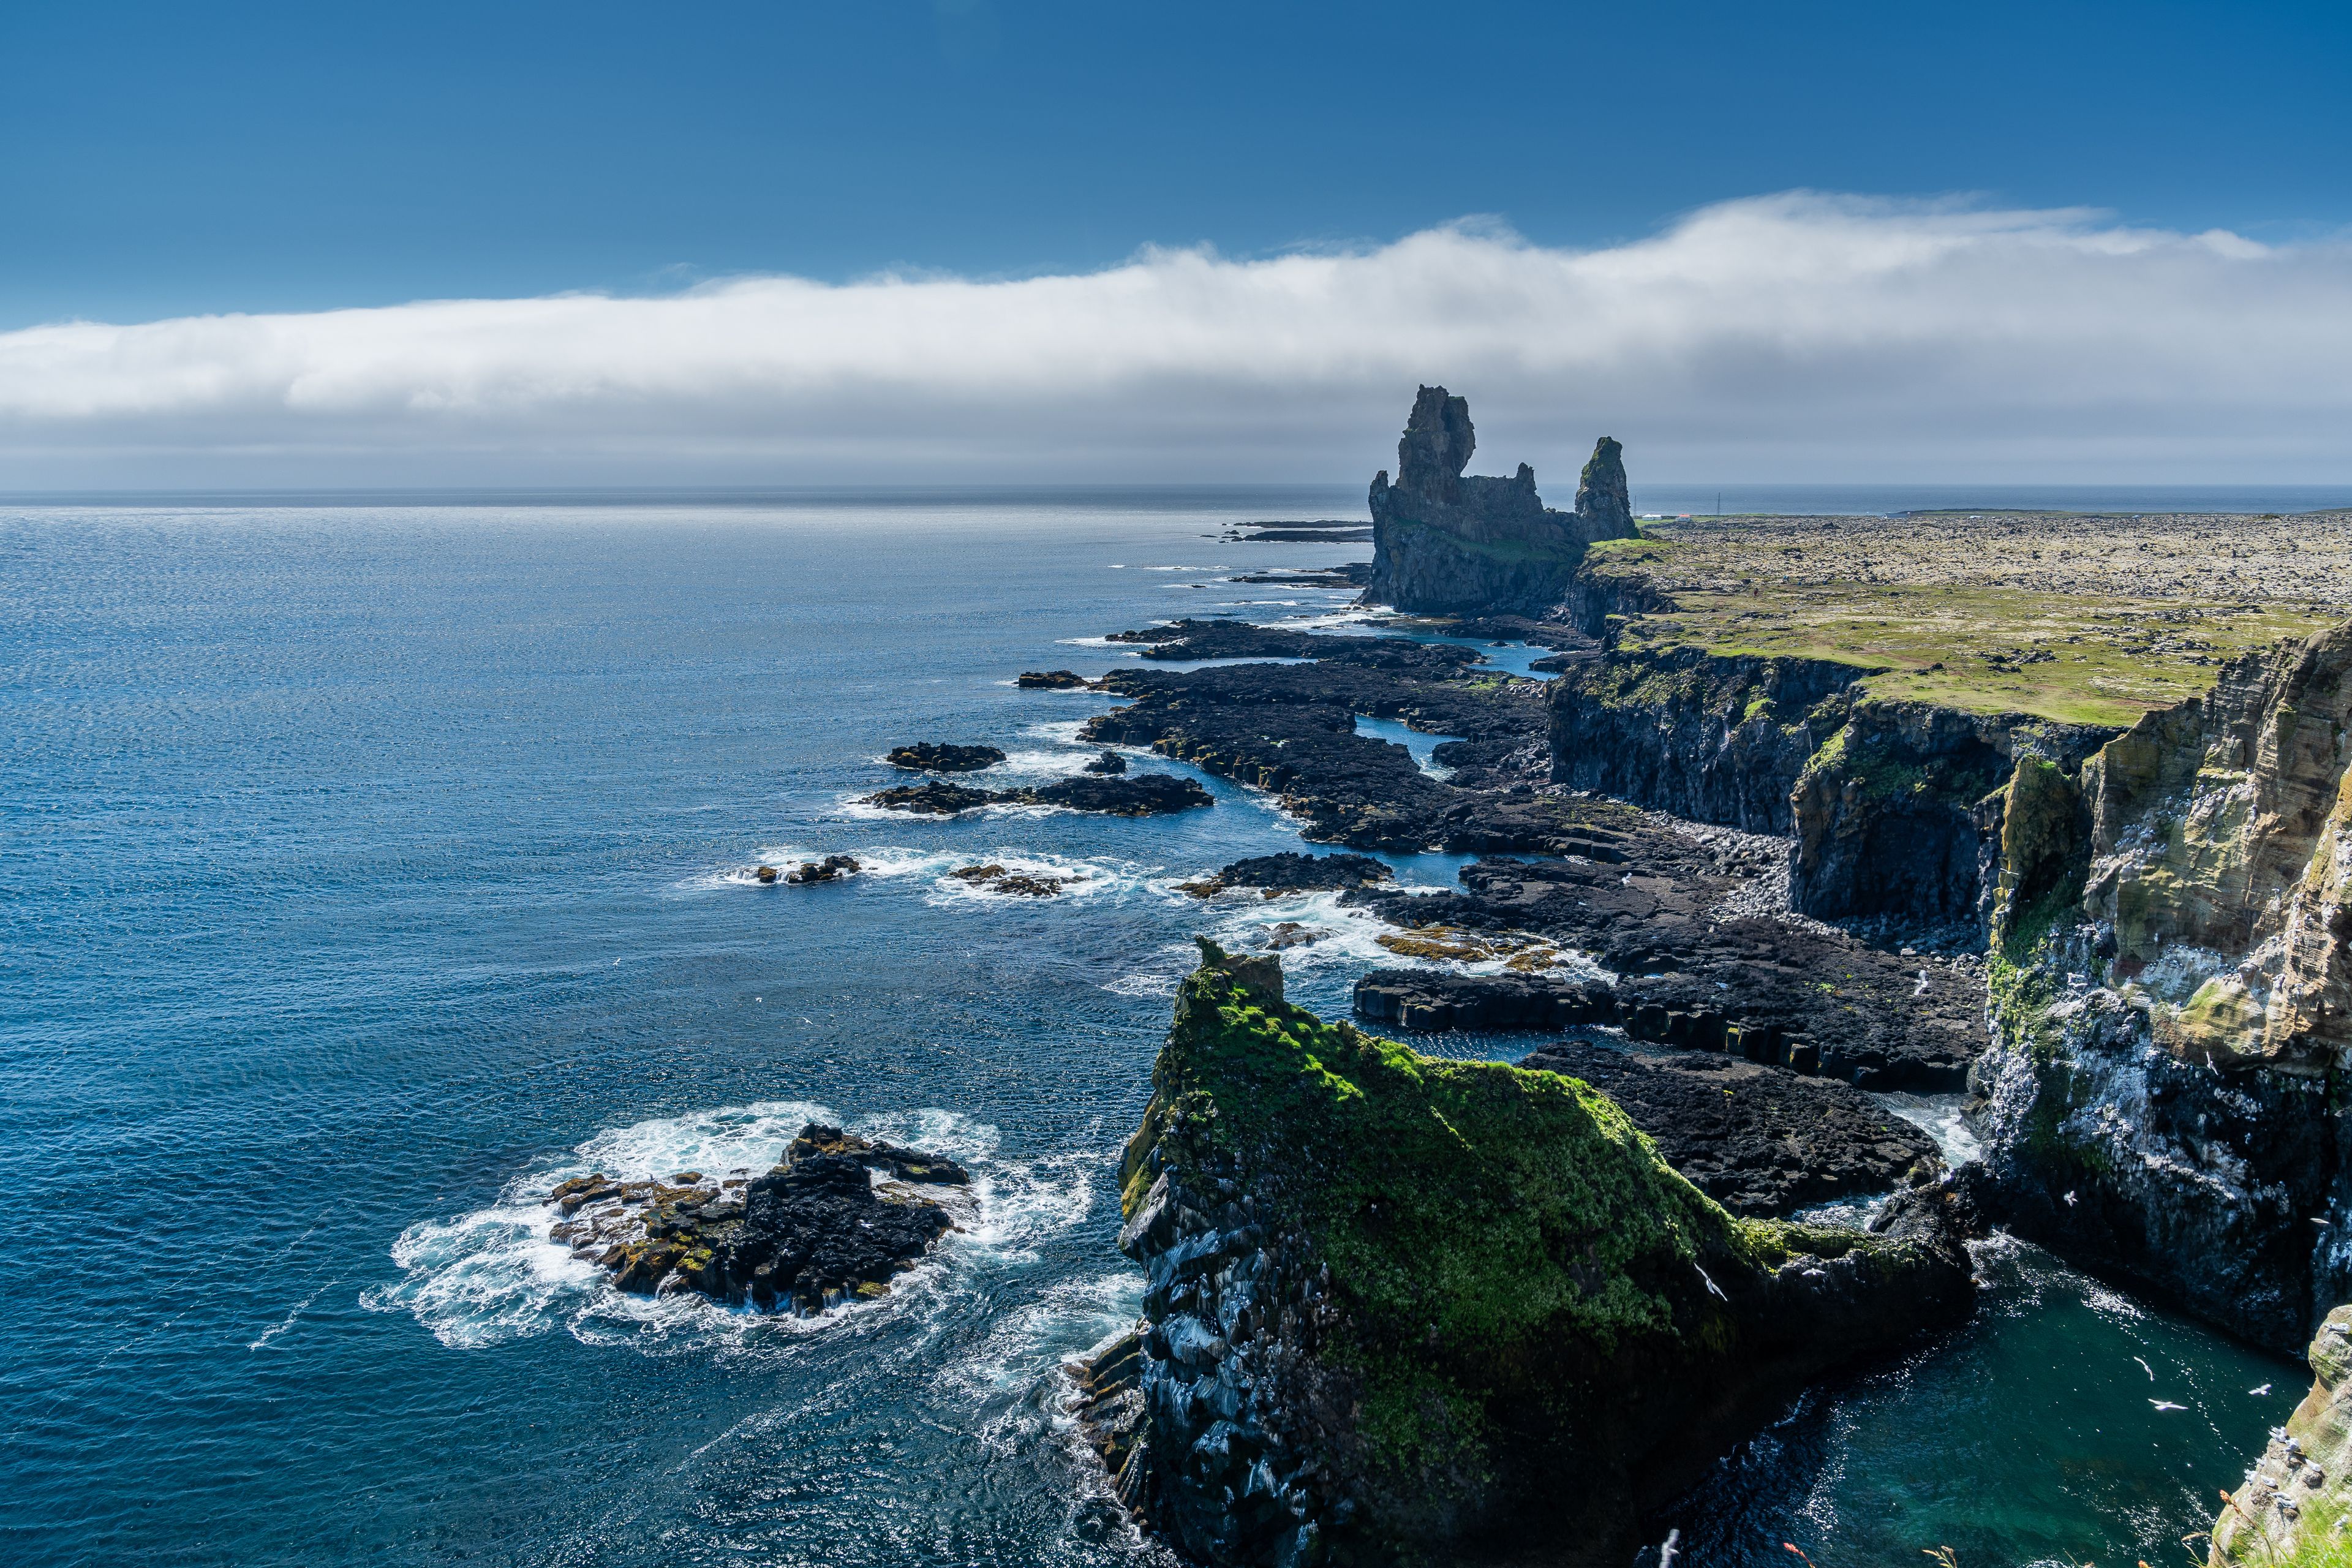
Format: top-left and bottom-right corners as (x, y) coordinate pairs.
(1588, 537), (2334, 727)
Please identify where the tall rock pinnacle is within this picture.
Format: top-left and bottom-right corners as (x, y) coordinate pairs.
(1362, 388), (1641, 616)
(1575, 437), (1632, 537)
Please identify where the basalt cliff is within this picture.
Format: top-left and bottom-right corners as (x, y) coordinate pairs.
(1075, 943), (1973, 1567)
(1972, 620), (2352, 1351)
(1362, 386), (1639, 616)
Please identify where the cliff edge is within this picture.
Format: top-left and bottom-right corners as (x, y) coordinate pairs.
(1362, 386), (1638, 616)
(1078, 941), (1973, 1566)
(2208, 1305), (2352, 1562)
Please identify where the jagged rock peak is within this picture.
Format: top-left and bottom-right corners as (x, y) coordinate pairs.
(1576, 435), (1633, 534)
(1391, 384), (1476, 502)
(1362, 385), (1640, 616)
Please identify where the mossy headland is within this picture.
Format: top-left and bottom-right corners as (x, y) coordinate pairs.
(1081, 943), (1973, 1566)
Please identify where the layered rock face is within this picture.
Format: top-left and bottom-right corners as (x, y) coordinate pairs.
(1549, 632), (2116, 927)
(2208, 1305), (2352, 1562)
(1083, 943), (1973, 1566)
(1362, 386), (1640, 615)
(1975, 622), (2352, 1351)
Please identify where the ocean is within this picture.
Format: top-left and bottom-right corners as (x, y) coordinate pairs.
(0, 491), (2304, 1567)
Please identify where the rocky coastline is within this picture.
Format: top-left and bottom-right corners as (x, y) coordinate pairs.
(821, 391), (2352, 1561)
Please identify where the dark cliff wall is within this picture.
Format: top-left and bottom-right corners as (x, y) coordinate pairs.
(1550, 646), (1863, 834)
(1789, 705), (2113, 927)
(1360, 386), (1640, 616)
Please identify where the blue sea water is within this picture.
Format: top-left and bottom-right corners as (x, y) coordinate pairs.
(0, 492), (2302, 1567)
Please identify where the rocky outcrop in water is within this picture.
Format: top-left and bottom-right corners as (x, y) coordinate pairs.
(546, 1123), (968, 1312)
(1361, 387), (1640, 616)
(1080, 943), (1973, 1567)
(756, 853), (861, 885)
(2207, 1304), (2352, 1562)
(1176, 851), (1394, 898)
(862, 774), (1213, 816)
(887, 742), (1006, 772)
(1974, 620), (2352, 1351)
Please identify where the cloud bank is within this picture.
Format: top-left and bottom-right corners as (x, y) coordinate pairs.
(5, 192), (2350, 487)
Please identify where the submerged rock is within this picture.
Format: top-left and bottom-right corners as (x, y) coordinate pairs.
(2207, 1303), (2352, 1563)
(1087, 941), (1973, 1566)
(886, 742), (1006, 772)
(949, 863), (1082, 897)
(547, 1122), (967, 1312)
(1362, 386), (1640, 616)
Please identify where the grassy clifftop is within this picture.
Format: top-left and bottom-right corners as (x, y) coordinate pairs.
(1581, 512), (2349, 726)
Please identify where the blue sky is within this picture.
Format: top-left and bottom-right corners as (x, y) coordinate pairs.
(6, 0), (2346, 326)
(3, 1), (2350, 485)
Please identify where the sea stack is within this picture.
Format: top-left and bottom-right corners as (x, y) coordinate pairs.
(1362, 386), (1641, 615)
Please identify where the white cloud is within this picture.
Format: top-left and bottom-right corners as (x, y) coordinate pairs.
(4, 191), (2350, 486)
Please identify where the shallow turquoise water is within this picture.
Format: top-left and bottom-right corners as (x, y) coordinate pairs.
(0, 493), (2299, 1566)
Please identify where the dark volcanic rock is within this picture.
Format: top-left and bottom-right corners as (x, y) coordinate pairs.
(1082, 748), (1127, 774)
(865, 780), (998, 815)
(1022, 774), (1212, 815)
(786, 1121), (970, 1185)
(1197, 851), (1393, 894)
(886, 742), (1007, 772)
(547, 1123), (965, 1313)
(861, 774), (1212, 818)
(1548, 643), (2116, 929)
(1572, 435), (1634, 537)
(1110, 617), (1483, 672)
(1353, 967), (1616, 1033)
(783, 854), (861, 885)
(1518, 1041), (1943, 1216)
(1016, 669), (1095, 690)
(1082, 652), (1559, 850)
(1362, 386), (1642, 616)
(1344, 854), (1986, 1090)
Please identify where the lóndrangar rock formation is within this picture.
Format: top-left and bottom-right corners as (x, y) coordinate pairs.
(1362, 386), (1640, 615)
(1077, 941), (1973, 1567)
